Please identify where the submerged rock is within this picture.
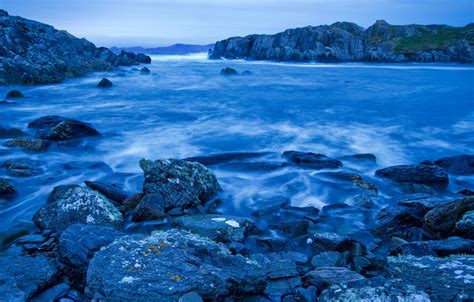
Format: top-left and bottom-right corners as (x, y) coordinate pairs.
(173, 214), (255, 242)
(375, 164), (449, 188)
(4, 137), (51, 152)
(0, 178), (16, 198)
(320, 171), (378, 192)
(434, 154), (474, 175)
(86, 229), (266, 301)
(375, 205), (423, 236)
(2, 158), (43, 177)
(84, 180), (128, 204)
(33, 185), (123, 232)
(220, 67), (238, 75)
(97, 78), (113, 87)
(283, 151), (343, 170)
(140, 67), (151, 74)
(242, 70), (252, 75)
(184, 152), (268, 166)
(6, 90), (24, 98)
(0, 126), (28, 139)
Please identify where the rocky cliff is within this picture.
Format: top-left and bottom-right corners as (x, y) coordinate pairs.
(0, 10), (151, 85)
(210, 20), (474, 63)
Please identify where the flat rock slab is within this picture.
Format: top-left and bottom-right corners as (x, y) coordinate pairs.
(283, 151), (342, 170)
(304, 266), (365, 286)
(86, 229), (266, 301)
(375, 164), (448, 188)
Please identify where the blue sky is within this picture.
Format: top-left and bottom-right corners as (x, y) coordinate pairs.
(2, 0), (473, 47)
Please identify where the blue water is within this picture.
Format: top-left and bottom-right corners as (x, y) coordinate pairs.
(1, 53), (474, 231)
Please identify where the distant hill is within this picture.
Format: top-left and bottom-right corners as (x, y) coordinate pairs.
(210, 20), (474, 63)
(111, 44), (214, 55)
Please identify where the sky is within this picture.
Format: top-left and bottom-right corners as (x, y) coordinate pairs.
(2, 0), (473, 47)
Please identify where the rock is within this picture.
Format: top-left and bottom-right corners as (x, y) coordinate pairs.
(33, 185), (123, 232)
(4, 137), (51, 152)
(31, 283), (70, 302)
(0, 178), (16, 198)
(0, 9), (8, 17)
(97, 77), (113, 87)
(0, 226), (29, 250)
(251, 195), (291, 217)
(391, 236), (474, 257)
(184, 152), (268, 166)
(395, 193), (453, 212)
(283, 151), (342, 170)
(2, 158), (43, 177)
(140, 67), (151, 74)
(375, 205), (423, 236)
(137, 159), (221, 217)
(59, 224), (123, 269)
(311, 251), (344, 268)
(0, 255), (60, 301)
(375, 164), (449, 189)
(348, 193), (377, 208)
(220, 67), (238, 75)
(84, 180), (128, 204)
(0, 126), (28, 139)
(459, 189), (474, 196)
(6, 90), (24, 98)
(28, 116), (100, 141)
(257, 236), (289, 252)
(349, 153), (377, 161)
(423, 197), (474, 237)
(456, 211), (474, 239)
(86, 229), (266, 301)
(242, 70), (252, 75)
(28, 115), (68, 130)
(270, 219), (309, 238)
(266, 251), (309, 265)
(388, 255), (474, 301)
(178, 292), (203, 302)
(304, 266), (365, 286)
(309, 232), (349, 252)
(123, 192), (144, 210)
(320, 171), (378, 192)
(173, 214), (255, 242)
(266, 259), (299, 279)
(434, 154), (474, 175)
(265, 277), (302, 299)
(15, 234), (45, 245)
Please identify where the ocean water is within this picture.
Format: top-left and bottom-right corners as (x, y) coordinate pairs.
(1, 53), (473, 232)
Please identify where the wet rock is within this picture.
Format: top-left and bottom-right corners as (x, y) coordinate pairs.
(257, 236), (289, 252)
(173, 214), (255, 242)
(270, 219), (309, 238)
(456, 211), (474, 239)
(375, 164), (449, 189)
(178, 291), (203, 302)
(242, 70), (252, 75)
(0, 126), (28, 139)
(320, 171), (378, 192)
(131, 193), (166, 222)
(309, 232), (349, 252)
(86, 229), (266, 301)
(0, 255), (60, 301)
(459, 189), (474, 196)
(311, 251), (344, 268)
(15, 234), (45, 245)
(265, 277), (302, 299)
(375, 205), (423, 236)
(391, 236), (474, 257)
(33, 185), (123, 232)
(137, 159), (221, 218)
(29, 116), (100, 141)
(4, 137), (51, 152)
(140, 67), (151, 74)
(84, 180), (128, 204)
(123, 192), (144, 210)
(6, 90), (24, 98)
(28, 115), (68, 130)
(266, 251), (309, 265)
(279, 205), (320, 223)
(0, 226), (29, 250)
(59, 224), (123, 270)
(63, 160), (113, 173)
(304, 266), (365, 286)
(251, 195), (291, 217)
(348, 192), (377, 208)
(184, 152), (268, 166)
(220, 67), (238, 75)
(97, 77), (113, 87)
(283, 151), (342, 170)
(266, 259), (299, 279)
(434, 154), (474, 175)
(0, 178), (16, 198)
(395, 193), (453, 212)
(388, 255), (474, 301)
(2, 158), (43, 177)
(31, 283), (70, 302)
(423, 196), (474, 237)
(349, 153), (377, 161)
(223, 161), (286, 172)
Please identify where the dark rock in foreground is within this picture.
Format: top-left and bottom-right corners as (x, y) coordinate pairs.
(220, 67), (239, 76)
(97, 78), (113, 88)
(86, 229), (266, 301)
(6, 90), (24, 98)
(375, 164), (449, 190)
(28, 115), (100, 141)
(33, 185), (123, 232)
(434, 154), (474, 175)
(0, 178), (16, 198)
(283, 151), (343, 170)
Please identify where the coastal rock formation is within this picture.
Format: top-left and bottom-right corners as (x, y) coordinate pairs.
(210, 20), (474, 63)
(0, 10), (151, 85)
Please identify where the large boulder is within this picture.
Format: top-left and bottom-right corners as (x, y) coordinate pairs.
(33, 185), (123, 232)
(304, 266), (365, 286)
(434, 154), (474, 175)
(28, 115), (100, 141)
(0, 255), (60, 301)
(375, 164), (449, 189)
(86, 229), (267, 301)
(456, 211), (474, 239)
(423, 197), (474, 237)
(375, 205), (423, 236)
(135, 159), (221, 218)
(283, 151), (342, 170)
(390, 236), (474, 257)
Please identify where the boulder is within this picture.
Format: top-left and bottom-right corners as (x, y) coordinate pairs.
(33, 185), (123, 232)
(320, 171), (378, 192)
(173, 214), (255, 242)
(0, 126), (28, 139)
(375, 164), (449, 189)
(242, 70), (252, 75)
(140, 67), (151, 74)
(456, 210), (474, 239)
(311, 251), (344, 268)
(86, 229), (266, 301)
(35, 120), (100, 141)
(390, 236), (474, 257)
(220, 67), (238, 75)
(395, 193), (453, 212)
(0, 178), (16, 198)
(4, 137), (51, 152)
(30, 283), (70, 302)
(309, 232), (350, 252)
(434, 154), (474, 175)
(84, 180), (128, 204)
(2, 158), (43, 177)
(375, 205), (423, 236)
(270, 219), (310, 238)
(184, 152), (268, 166)
(423, 197), (474, 237)
(304, 266), (365, 286)
(0, 255), (60, 301)
(6, 90), (24, 98)
(97, 78), (113, 87)
(283, 151), (342, 170)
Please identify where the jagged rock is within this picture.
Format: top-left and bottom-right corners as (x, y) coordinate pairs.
(4, 137), (51, 152)
(456, 211), (474, 239)
(0, 255), (60, 301)
(0, 178), (16, 198)
(388, 255), (474, 301)
(6, 90), (24, 98)
(58, 224), (123, 269)
(0, 126), (28, 139)
(84, 180), (128, 204)
(33, 185), (123, 232)
(140, 67), (151, 74)
(423, 197), (474, 237)
(311, 251), (344, 268)
(220, 67), (238, 75)
(173, 214), (255, 242)
(375, 205), (423, 236)
(433, 154), (474, 175)
(2, 158), (43, 177)
(390, 236), (474, 257)
(184, 152), (268, 166)
(375, 164), (449, 190)
(86, 229), (266, 301)
(28, 115), (100, 141)
(304, 266), (365, 286)
(257, 236), (289, 252)
(283, 151), (342, 170)
(97, 78), (113, 87)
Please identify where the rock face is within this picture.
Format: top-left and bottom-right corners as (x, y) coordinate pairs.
(86, 229), (266, 301)
(0, 11), (151, 85)
(28, 115), (100, 141)
(210, 21), (474, 63)
(33, 185), (123, 232)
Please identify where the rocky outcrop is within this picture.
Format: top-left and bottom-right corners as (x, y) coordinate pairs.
(28, 115), (100, 141)
(0, 10), (151, 85)
(210, 21), (474, 63)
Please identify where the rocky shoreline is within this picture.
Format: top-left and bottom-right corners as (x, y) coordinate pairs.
(210, 20), (474, 63)
(0, 10), (151, 85)
(0, 111), (473, 301)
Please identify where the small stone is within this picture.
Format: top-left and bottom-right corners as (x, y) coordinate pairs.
(97, 78), (113, 87)
(6, 90), (24, 99)
(220, 67), (238, 75)
(140, 67), (151, 74)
